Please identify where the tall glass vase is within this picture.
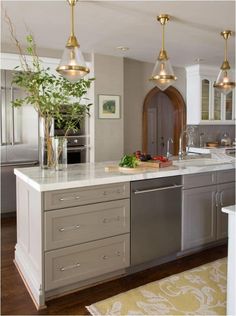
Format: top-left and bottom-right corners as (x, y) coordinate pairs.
(39, 116), (54, 169)
(52, 136), (67, 171)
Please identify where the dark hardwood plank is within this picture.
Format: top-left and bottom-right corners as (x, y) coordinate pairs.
(1, 216), (227, 315)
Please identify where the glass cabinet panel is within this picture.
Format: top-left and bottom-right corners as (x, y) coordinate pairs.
(214, 89), (221, 120)
(201, 79), (210, 120)
(225, 91), (233, 120)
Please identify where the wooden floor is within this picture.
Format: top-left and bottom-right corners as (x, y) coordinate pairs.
(1, 216), (227, 315)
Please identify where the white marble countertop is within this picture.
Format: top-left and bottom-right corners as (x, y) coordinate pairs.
(222, 205), (236, 215)
(14, 158), (235, 192)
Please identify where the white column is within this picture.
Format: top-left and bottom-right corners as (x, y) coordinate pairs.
(222, 205), (236, 315)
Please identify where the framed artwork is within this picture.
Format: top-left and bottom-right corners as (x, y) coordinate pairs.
(98, 94), (120, 119)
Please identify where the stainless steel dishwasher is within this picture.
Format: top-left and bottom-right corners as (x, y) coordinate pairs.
(131, 176), (182, 266)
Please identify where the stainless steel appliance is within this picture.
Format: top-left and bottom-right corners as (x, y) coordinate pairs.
(66, 136), (88, 163)
(54, 109), (89, 164)
(1, 70), (39, 214)
(131, 176), (182, 266)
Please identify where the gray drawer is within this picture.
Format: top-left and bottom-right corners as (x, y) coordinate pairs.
(217, 169), (235, 184)
(44, 182), (130, 210)
(44, 199), (130, 251)
(45, 234), (130, 290)
(183, 172), (216, 189)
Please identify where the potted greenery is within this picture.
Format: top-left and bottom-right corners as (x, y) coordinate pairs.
(8, 30), (93, 169)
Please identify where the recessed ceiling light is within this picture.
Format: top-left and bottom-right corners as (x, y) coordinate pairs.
(116, 46), (129, 51)
(195, 58), (205, 63)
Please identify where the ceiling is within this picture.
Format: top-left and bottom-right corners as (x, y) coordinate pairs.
(1, 1), (235, 68)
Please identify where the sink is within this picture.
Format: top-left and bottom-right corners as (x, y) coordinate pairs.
(173, 158), (233, 167)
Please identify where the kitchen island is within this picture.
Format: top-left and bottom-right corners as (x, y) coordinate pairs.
(14, 158), (235, 309)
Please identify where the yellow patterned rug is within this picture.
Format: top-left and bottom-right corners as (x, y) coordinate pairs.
(87, 258), (227, 315)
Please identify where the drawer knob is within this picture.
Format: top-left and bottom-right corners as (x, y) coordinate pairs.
(60, 262), (80, 271)
(59, 224), (80, 232)
(59, 196), (80, 202)
(102, 255), (108, 260)
(116, 251), (121, 256)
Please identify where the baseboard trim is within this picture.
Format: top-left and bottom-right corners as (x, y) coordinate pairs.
(14, 260), (47, 310)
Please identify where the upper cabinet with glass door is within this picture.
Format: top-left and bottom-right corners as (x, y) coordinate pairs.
(186, 64), (235, 125)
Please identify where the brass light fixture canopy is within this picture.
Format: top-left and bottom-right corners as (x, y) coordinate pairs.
(56, 0), (90, 82)
(213, 30), (235, 95)
(150, 14), (177, 91)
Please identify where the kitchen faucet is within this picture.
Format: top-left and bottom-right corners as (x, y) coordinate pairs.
(178, 130), (189, 160)
(166, 138), (173, 159)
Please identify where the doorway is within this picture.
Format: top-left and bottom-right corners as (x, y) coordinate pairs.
(143, 86), (186, 156)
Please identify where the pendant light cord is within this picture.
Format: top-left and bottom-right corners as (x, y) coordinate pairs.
(71, 1), (75, 37)
(224, 37), (228, 62)
(162, 24), (165, 51)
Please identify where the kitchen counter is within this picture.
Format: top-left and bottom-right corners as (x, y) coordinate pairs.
(14, 158), (235, 192)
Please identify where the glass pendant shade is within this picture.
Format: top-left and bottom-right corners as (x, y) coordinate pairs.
(57, 44), (90, 83)
(56, 0), (90, 82)
(214, 68), (235, 95)
(151, 56), (177, 91)
(150, 14), (177, 91)
(213, 30), (235, 95)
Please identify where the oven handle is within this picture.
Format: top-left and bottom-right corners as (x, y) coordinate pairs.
(67, 146), (88, 152)
(134, 184), (183, 195)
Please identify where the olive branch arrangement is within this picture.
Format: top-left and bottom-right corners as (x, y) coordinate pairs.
(4, 12), (94, 167)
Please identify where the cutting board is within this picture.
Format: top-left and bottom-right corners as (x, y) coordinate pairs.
(159, 160), (173, 168)
(139, 160), (173, 168)
(105, 161), (160, 173)
(105, 160), (172, 173)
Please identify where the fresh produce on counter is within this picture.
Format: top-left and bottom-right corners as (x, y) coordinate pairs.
(152, 155), (168, 162)
(119, 154), (138, 168)
(134, 150), (168, 163)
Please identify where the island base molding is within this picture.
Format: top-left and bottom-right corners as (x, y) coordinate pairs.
(14, 248), (46, 310)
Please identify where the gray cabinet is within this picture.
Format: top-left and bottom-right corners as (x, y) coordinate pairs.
(44, 199), (130, 251)
(216, 182), (235, 240)
(43, 183), (131, 291)
(182, 170), (235, 251)
(45, 234), (130, 291)
(182, 185), (217, 250)
(15, 179), (131, 309)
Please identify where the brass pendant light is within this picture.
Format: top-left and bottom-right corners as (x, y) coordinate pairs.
(56, 0), (90, 82)
(150, 14), (177, 91)
(213, 30), (235, 95)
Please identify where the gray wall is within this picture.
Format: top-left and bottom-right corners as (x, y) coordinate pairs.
(93, 54), (124, 162)
(124, 58), (186, 154)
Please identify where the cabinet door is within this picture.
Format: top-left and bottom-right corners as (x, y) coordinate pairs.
(224, 91), (233, 121)
(217, 182), (235, 240)
(182, 185), (217, 251)
(213, 89), (222, 120)
(201, 79), (210, 121)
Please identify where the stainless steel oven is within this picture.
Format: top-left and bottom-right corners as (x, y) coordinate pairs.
(54, 111), (88, 164)
(66, 136), (88, 164)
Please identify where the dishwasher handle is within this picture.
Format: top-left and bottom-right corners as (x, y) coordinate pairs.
(134, 184), (183, 195)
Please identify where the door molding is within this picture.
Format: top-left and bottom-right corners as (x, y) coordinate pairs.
(142, 86), (186, 155)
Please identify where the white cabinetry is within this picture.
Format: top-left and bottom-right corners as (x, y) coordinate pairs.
(186, 64), (235, 125)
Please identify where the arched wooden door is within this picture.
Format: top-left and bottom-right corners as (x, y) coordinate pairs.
(142, 86), (186, 156)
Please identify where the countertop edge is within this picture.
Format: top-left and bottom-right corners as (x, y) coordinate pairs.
(14, 162), (235, 192)
(222, 205), (236, 215)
